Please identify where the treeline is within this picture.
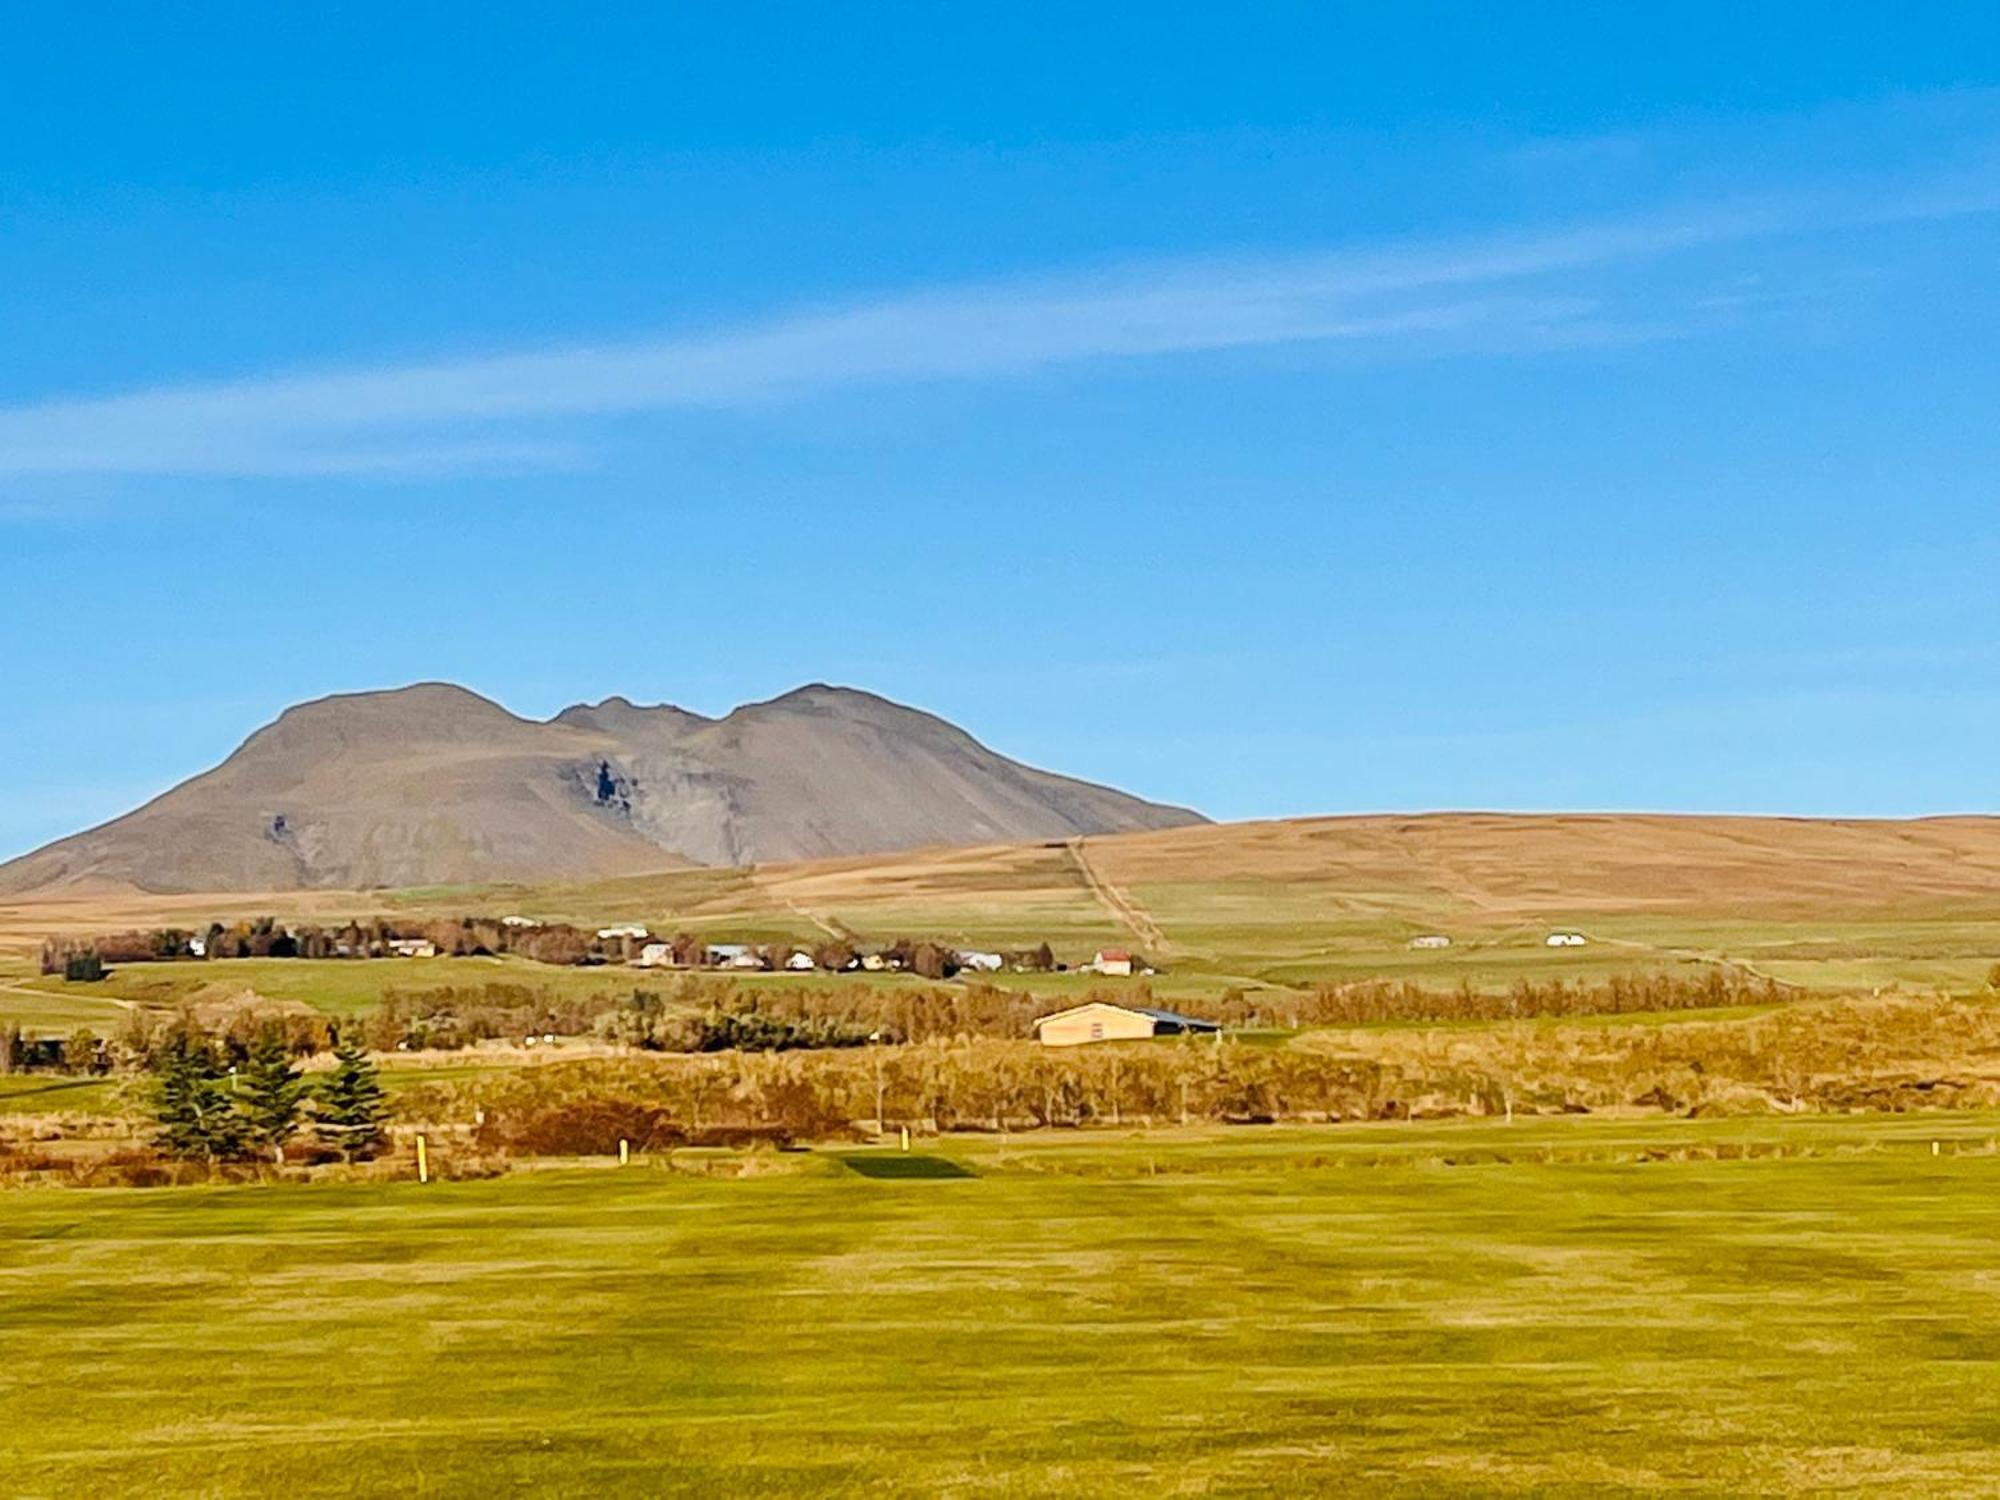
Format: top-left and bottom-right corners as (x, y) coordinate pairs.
(40, 916), (615, 970)
(39, 921), (1066, 978)
(407, 991), (2000, 1152)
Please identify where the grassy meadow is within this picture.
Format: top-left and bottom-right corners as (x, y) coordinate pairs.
(3, 1114), (1999, 1496)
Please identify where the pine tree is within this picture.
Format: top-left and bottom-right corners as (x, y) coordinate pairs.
(149, 1031), (246, 1161)
(238, 1026), (305, 1161)
(317, 1032), (388, 1161)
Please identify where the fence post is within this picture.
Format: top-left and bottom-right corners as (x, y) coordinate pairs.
(416, 1133), (429, 1184)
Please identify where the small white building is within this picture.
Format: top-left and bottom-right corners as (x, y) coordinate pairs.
(956, 950), (1004, 973)
(785, 951), (816, 971)
(1091, 949), (1135, 977)
(188, 936), (208, 958)
(501, 915), (541, 929)
(1545, 932), (1588, 948)
(859, 952), (888, 972)
(388, 938), (438, 959)
(597, 923), (650, 941)
(1034, 1001), (1219, 1047)
(1408, 934), (1452, 950)
(634, 942), (677, 968)
(706, 943), (763, 970)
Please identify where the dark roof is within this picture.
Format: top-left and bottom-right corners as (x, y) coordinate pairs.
(1134, 1007), (1219, 1031)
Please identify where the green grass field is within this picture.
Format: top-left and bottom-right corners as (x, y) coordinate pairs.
(4, 1114), (1998, 1496)
(4, 954), (686, 1029)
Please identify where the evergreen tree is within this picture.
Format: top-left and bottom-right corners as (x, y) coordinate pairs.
(149, 1031), (246, 1161)
(317, 1032), (388, 1161)
(238, 1026), (305, 1160)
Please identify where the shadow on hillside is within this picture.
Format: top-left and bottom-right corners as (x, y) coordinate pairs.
(840, 1153), (976, 1180)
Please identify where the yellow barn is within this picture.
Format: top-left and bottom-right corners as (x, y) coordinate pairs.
(1033, 1001), (1219, 1048)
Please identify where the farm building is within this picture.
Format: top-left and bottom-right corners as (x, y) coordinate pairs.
(1545, 932), (1588, 948)
(1091, 948), (1135, 977)
(1034, 1001), (1219, 1047)
(785, 951), (816, 971)
(597, 923), (650, 941)
(634, 942), (676, 968)
(956, 950), (1004, 972)
(706, 943), (763, 970)
(387, 938), (437, 959)
(1408, 934), (1451, 949)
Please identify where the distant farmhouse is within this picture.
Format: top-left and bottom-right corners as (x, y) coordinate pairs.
(597, 923), (650, 941)
(956, 950), (1004, 973)
(707, 943), (763, 970)
(387, 938), (437, 959)
(1545, 932), (1588, 948)
(634, 942), (676, 968)
(1035, 1001), (1219, 1047)
(1090, 949), (1134, 977)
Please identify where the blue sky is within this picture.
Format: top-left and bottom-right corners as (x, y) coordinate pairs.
(4, 5), (2000, 858)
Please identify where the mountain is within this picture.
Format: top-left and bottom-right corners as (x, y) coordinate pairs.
(0, 683), (1206, 894)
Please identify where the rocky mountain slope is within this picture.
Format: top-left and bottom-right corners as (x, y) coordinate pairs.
(0, 683), (1205, 893)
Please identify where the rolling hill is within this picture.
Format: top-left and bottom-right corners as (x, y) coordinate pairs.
(0, 682), (1205, 894)
(5, 811), (2000, 998)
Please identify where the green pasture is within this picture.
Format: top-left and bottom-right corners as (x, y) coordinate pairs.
(3, 955), (666, 1027)
(3, 1114), (1999, 1495)
(0, 1074), (122, 1116)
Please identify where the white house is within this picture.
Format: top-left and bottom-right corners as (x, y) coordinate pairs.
(501, 915), (541, 929)
(388, 938), (438, 959)
(188, 936), (208, 958)
(1034, 1001), (1219, 1047)
(785, 951), (816, 971)
(597, 923), (650, 941)
(706, 943), (763, 970)
(1545, 932), (1588, 948)
(956, 950), (1004, 973)
(1408, 934), (1452, 950)
(1091, 949), (1135, 977)
(860, 952), (888, 972)
(634, 942), (676, 968)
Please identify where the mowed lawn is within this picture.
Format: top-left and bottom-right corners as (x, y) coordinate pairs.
(4, 1118), (2000, 1496)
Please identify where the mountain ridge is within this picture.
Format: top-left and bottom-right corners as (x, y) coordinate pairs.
(0, 682), (1206, 894)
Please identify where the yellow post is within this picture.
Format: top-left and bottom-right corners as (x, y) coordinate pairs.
(416, 1133), (429, 1184)
(619, 1138), (630, 1166)
(899, 1125), (910, 1152)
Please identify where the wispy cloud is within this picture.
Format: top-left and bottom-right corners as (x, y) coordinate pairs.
(0, 181), (1990, 481)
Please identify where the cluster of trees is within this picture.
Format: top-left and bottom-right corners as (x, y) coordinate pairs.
(360, 977), (1057, 1053)
(594, 995), (874, 1052)
(1224, 970), (1789, 1027)
(148, 1024), (389, 1162)
(40, 916), (617, 971)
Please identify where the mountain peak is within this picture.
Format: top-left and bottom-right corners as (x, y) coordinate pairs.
(0, 680), (1205, 892)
